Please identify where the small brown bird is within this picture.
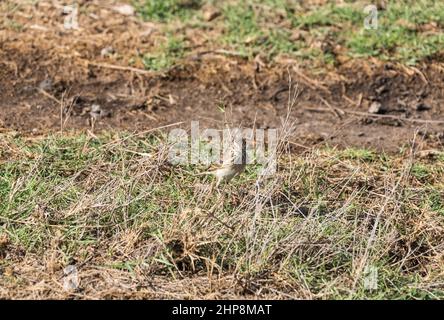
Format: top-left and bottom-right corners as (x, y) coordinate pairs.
(199, 138), (247, 187)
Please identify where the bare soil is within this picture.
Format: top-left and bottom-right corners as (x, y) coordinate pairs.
(2, 2), (444, 152)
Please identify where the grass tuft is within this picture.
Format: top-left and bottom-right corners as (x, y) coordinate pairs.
(1, 133), (444, 298)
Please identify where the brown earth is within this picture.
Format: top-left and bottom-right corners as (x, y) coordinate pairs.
(1, 1), (444, 152)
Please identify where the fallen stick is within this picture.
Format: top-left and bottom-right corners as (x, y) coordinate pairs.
(306, 107), (444, 124)
(38, 88), (62, 104)
(292, 66), (330, 93)
(88, 62), (153, 75)
(319, 96), (344, 119)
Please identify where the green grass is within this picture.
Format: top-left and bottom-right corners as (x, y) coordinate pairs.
(290, 0), (444, 65)
(142, 35), (186, 70)
(134, 0), (202, 22)
(292, 4), (364, 28)
(340, 147), (376, 162)
(132, 0), (444, 68)
(222, 4), (300, 59)
(428, 191), (444, 216)
(1, 133), (444, 299)
(411, 163), (431, 180)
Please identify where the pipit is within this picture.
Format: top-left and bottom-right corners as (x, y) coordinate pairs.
(198, 138), (247, 187)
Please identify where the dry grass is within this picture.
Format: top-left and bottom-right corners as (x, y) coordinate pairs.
(1, 126), (444, 299)
(1, 0), (444, 300)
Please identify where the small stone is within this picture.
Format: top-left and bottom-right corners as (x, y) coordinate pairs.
(368, 101), (384, 114)
(203, 7), (221, 22)
(63, 265), (79, 291)
(168, 94), (177, 105)
(100, 46), (115, 57)
(112, 4), (135, 16)
(90, 104), (102, 120)
(38, 79), (52, 91)
(91, 104), (101, 113)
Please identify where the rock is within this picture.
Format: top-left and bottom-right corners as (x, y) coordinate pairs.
(112, 4), (135, 16)
(38, 79), (52, 91)
(203, 7), (221, 22)
(368, 101), (385, 114)
(168, 94), (177, 105)
(100, 46), (115, 57)
(63, 265), (79, 291)
(91, 104), (101, 113)
(90, 104), (102, 120)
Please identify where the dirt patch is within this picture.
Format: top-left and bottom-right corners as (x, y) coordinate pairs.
(2, 45), (444, 153)
(1, 1), (444, 152)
